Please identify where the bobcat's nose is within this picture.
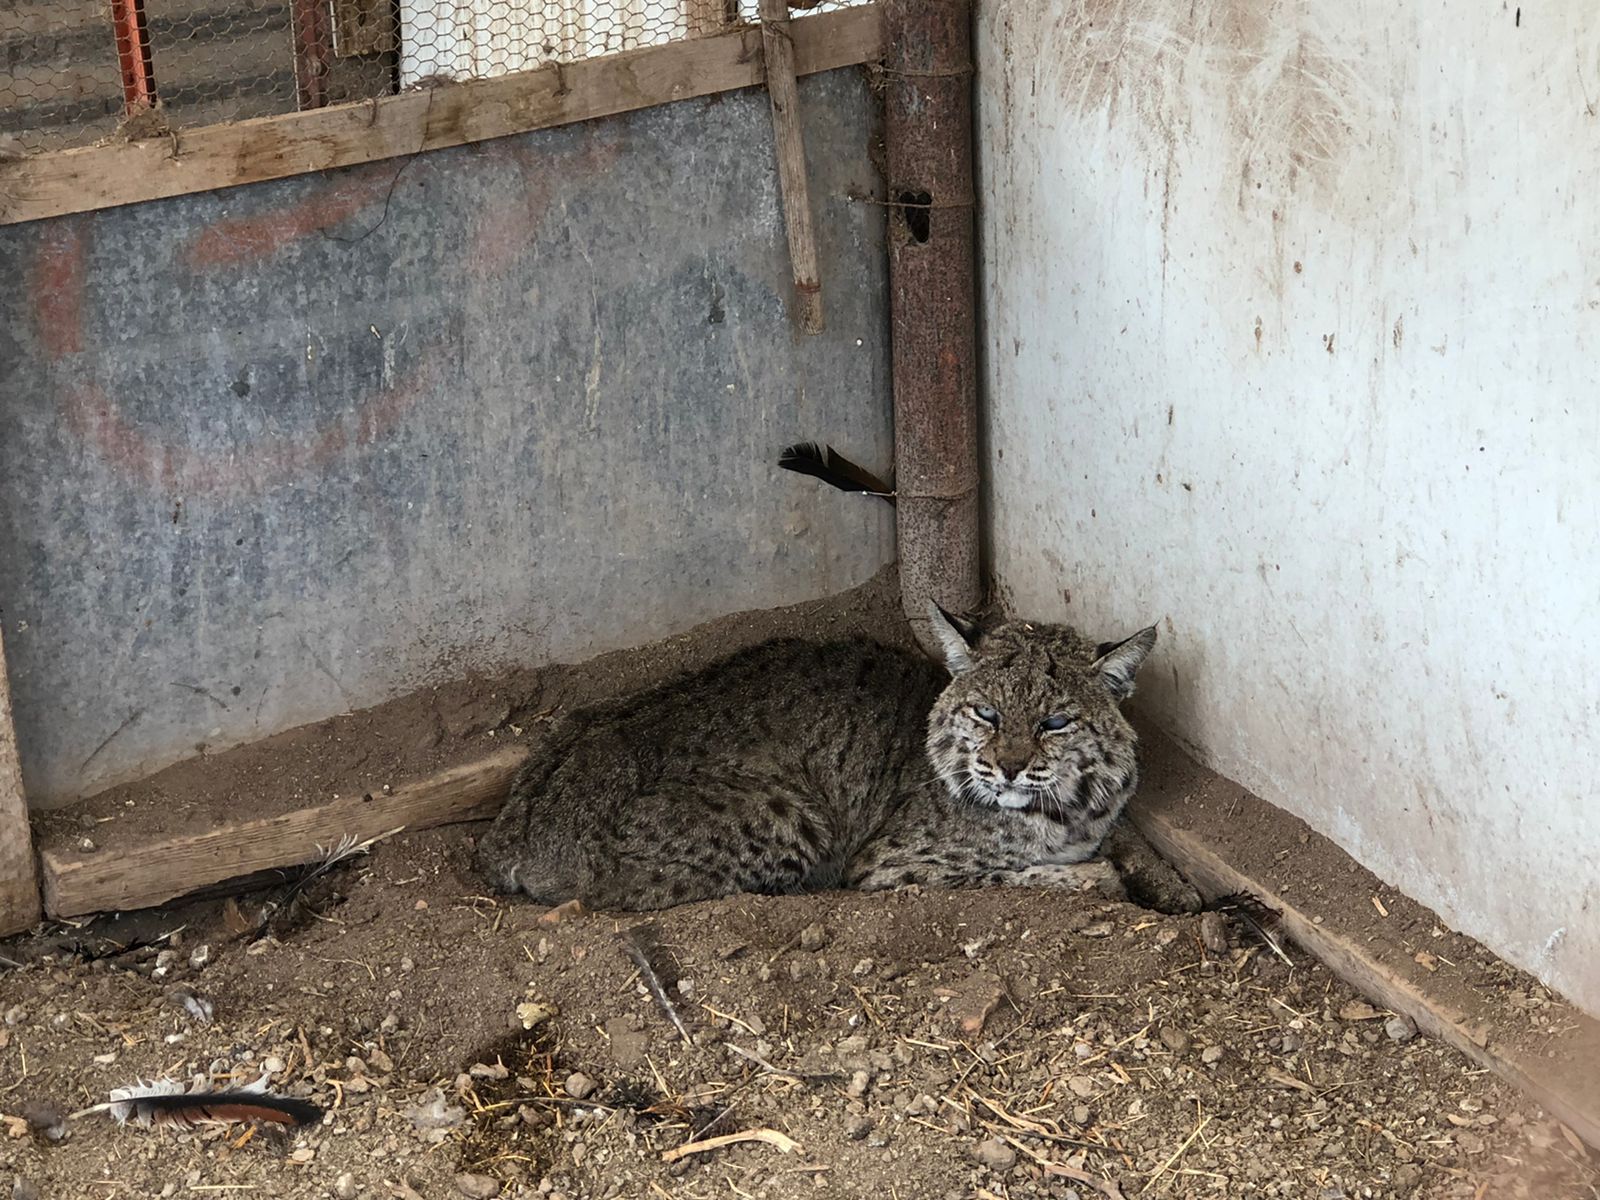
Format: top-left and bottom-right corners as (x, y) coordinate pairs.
(993, 748), (1032, 782)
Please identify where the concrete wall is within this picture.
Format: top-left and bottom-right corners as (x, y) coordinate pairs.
(976, 0), (1600, 1012)
(0, 66), (894, 807)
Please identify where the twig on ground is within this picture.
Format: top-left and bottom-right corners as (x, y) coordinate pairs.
(660, 1127), (801, 1162)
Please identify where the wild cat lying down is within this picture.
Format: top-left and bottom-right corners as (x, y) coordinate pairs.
(475, 603), (1194, 911)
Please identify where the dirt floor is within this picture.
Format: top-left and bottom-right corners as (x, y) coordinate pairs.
(3, 828), (1599, 1200)
(7, 574), (1600, 1199)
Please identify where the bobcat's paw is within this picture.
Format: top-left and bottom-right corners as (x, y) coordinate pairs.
(1073, 858), (1128, 900)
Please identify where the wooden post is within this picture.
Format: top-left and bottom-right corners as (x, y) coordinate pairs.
(759, 0), (825, 334)
(0, 625), (42, 935)
(883, 0), (981, 651)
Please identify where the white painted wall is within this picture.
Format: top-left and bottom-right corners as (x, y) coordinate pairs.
(976, 0), (1600, 1013)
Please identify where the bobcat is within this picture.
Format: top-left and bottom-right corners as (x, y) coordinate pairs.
(474, 603), (1184, 911)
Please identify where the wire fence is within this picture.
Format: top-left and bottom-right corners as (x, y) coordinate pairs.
(0, 0), (868, 157)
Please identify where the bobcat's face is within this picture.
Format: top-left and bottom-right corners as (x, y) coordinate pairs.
(924, 608), (1156, 820)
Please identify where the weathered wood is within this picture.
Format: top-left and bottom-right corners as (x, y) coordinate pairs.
(0, 625), (43, 935)
(0, 5), (884, 227)
(1129, 730), (1600, 1151)
(39, 746), (528, 918)
(883, 0), (980, 652)
(759, 0), (824, 334)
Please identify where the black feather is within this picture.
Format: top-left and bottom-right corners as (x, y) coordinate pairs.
(1210, 891), (1292, 965)
(777, 442), (894, 503)
(71, 1078), (325, 1129)
(130, 1090), (324, 1128)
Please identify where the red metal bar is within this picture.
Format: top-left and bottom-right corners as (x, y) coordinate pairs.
(290, 0), (335, 110)
(109, 0), (158, 111)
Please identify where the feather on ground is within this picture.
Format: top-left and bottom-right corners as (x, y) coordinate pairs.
(620, 924), (693, 1045)
(69, 1074), (322, 1129)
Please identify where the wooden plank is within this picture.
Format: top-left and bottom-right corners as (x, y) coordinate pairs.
(39, 746), (528, 918)
(758, 0), (824, 334)
(0, 5), (884, 227)
(0, 625), (43, 936)
(1129, 727), (1600, 1151)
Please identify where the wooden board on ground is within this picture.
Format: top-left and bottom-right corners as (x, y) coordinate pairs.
(38, 746), (527, 918)
(0, 625), (43, 935)
(0, 6), (883, 226)
(1129, 722), (1600, 1151)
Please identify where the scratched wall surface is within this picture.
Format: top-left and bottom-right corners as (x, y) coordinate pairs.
(976, 0), (1600, 1013)
(0, 67), (894, 808)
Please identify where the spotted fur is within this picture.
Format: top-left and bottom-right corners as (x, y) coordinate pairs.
(474, 605), (1158, 910)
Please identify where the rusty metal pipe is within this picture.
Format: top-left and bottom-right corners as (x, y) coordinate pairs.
(883, 0), (981, 654)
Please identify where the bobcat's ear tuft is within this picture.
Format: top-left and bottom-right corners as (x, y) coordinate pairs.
(925, 600), (980, 676)
(1091, 625), (1157, 701)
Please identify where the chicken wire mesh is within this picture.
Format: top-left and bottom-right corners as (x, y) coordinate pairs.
(0, 0), (869, 156)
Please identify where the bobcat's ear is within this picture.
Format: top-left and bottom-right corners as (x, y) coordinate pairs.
(1091, 626), (1158, 701)
(925, 600), (980, 676)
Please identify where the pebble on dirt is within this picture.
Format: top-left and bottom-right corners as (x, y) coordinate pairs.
(1385, 1014), (1420, 1043)
(564, 1071), (598, 1100)
(971, 1137), (1018, 1171)
(455, 1173), (502, 1198)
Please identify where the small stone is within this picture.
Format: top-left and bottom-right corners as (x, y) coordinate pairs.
(538, 899), (587, 925)
(333, 1173), (358, 1199)
(1199, 911), (1229, 953)
(12, 1178), (42, 1200)
(518, 1001), (558, 1030)
(843, 1114), (872, 1141)
(1338, 1000), (1382, 1022)
(1385, 1015), (1419, 1044)
(263, 1055), (286, 1075)
(564, 1072), (597, 1100)
(400, 957), (416, 972)
(971, 1137), (1017, 1171)
(188, 943), (212, 970)
(289, 1146), (315, 1163)
(414, 899), (429, 911)
(368, 1048), (394, 1074)
(405, 1089), (466, 1133)
(1201, 1044), (1225, 1065)
(1080, 921), (1114, 938)
(846, 1070), (871, 1099)
(1073, 1104), (1091, 1127)
(471, 1061), (510, 1080)
(1158, 1026), (1190, 1054)
(455, 1175), (501, 1198)
(799, 923), (828, 951)
(1066, 1075), (1096, 1098)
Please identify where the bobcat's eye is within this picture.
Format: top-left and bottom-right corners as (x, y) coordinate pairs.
(972, 705), (1000, 727)
(1039, 714), (1072, 733)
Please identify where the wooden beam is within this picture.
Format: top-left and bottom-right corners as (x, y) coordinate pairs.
(1129, 726), (1600, 1151)
(39, 746), (528, 918)
(0, 5), (884, 227)
(0, 625), (43, 935)
(759, 0), (825, 334)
